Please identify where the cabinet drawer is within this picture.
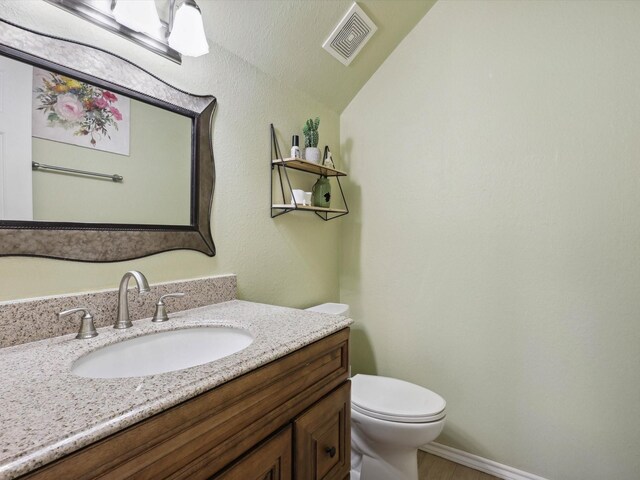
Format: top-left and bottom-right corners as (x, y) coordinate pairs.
(294, 382), (350, 480)
(213, 426), (292, 480)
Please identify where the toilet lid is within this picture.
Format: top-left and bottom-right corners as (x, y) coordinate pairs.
(351, 374), (446, 423)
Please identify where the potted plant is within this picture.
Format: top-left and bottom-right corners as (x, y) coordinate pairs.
(302, 117), (321, 164)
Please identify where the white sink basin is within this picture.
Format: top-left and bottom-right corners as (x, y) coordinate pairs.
(72, 327), (254, 379)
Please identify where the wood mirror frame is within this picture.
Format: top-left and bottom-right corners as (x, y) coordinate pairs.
(0, 19), (216, 262)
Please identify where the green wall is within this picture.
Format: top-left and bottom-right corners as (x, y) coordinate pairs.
(340, 1), (640, 479)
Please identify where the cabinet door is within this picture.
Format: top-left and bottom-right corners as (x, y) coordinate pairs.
(213, 426), (292, 480)
(294, 382), (350, 480)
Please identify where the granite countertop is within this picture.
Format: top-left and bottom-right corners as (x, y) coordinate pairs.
(0, 300), (352, 479)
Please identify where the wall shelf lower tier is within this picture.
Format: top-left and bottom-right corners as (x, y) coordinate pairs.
(271, 204), (348, 214)
(271, 204), (348, 221)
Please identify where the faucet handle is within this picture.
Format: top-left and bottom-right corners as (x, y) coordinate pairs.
(152, 293), (185, 323)
(59, 308), (98, 340)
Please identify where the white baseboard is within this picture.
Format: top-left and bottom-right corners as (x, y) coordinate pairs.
(420, 442), (549, 480)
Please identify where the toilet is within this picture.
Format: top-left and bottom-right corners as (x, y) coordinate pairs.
(306, 304), (447, 480)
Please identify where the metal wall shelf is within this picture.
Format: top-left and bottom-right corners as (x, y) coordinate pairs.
(270, 124), (349, 221)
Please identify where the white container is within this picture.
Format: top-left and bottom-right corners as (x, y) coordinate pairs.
(290, 189), (305, 205)
(304, 192), (312, 205)
(291, 135), (301, 159)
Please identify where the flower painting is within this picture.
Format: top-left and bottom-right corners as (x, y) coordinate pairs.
(32, 68), (130, 155)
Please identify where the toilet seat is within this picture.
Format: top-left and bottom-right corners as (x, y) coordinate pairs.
(351, 374), (446, 423)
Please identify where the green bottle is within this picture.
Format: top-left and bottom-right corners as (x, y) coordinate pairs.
(312, 176), (331, 208)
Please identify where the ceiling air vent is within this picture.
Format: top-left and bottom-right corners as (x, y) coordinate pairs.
(322, 2), (377, 66)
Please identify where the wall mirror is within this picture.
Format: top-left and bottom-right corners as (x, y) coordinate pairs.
(0, 19), (216, 261)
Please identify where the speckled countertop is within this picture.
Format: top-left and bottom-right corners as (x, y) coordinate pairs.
(0, 300), (352, 479)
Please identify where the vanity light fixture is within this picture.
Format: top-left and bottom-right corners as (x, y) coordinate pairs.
(44, 0), (209, 64)
(112, 0), (162, 34)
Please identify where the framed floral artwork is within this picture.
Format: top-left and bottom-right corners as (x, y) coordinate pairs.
(32, 67), (130, 155)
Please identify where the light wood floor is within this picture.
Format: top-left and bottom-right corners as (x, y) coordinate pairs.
(418, 451), (501, 480)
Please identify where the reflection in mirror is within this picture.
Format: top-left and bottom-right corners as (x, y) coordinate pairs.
(0, 56), (192, 225)
(0, 19), (216, 261)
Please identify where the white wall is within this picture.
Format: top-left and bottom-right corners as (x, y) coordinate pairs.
(0, 1), (342, 308)
(340, 1), (640, 479)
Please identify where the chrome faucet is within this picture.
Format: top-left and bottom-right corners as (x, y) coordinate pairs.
(114, 270), (150, 329)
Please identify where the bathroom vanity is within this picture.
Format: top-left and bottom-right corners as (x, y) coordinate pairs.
(0, 300), (352, 480)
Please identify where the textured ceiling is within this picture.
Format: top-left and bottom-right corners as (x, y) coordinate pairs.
(197, 1), (437, 112)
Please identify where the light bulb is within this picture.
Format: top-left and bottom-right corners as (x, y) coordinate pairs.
(168, 0), (209, 57)
(112, 0), (162, 34)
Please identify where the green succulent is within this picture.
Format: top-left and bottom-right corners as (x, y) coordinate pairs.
(302, 117), (320, 148)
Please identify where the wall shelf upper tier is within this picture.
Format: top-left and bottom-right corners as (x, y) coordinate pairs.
(271, 158), (347, 177)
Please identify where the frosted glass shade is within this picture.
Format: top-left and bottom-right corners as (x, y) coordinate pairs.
(112, 0), (162, 34)
(168, 1), (209, 57)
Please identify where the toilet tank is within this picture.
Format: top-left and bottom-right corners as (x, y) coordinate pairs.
(305, 303), (350, 316)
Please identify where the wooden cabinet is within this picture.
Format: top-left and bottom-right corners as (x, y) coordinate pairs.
(214, 427), (292, 480)
(295, 382), (350, 480)
(213, 382), (351, 480)
(21, 329), (350, 480)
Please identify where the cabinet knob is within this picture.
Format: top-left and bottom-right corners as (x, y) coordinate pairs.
(325, 446), (337, 458)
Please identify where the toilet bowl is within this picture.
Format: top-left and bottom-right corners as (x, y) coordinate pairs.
(305, 304), (446, 480)
(305, 302), (350, 316)
(350, 374), (446, 480)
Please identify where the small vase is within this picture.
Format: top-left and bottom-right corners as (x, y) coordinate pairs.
(305, 147), (321, 164)
(312, 176), (331, 208)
